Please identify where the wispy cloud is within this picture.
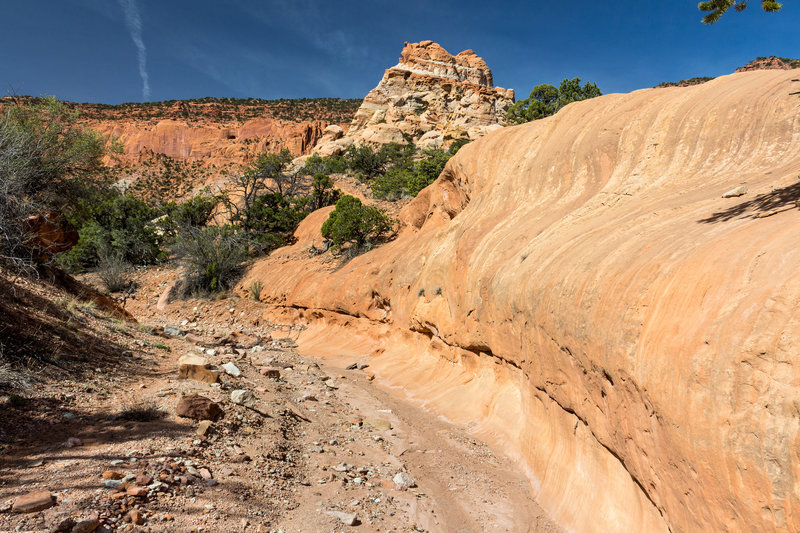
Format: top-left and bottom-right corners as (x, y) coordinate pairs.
(118, 0), (150, 100)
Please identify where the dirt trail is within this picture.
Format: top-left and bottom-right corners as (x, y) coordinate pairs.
(0, 275), (561, 532)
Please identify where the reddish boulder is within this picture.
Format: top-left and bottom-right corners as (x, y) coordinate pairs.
(23, 211), (78, 259)
(175, 395), (222, 421)
(12, 489), (55, 513)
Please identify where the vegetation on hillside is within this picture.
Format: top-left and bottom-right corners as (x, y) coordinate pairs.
(1, 95), (362, 124)
(655, 76), (716, 88)
(506, 78), (602, 125)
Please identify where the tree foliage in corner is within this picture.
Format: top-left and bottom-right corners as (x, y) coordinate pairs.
(0, 96), (107, 272)
(699, 0), (782, 24)
(506, 78), (602, 125)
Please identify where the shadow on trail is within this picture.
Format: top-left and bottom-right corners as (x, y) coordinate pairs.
(698, 180), (800, 223)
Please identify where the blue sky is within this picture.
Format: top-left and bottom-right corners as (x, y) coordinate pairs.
(1, 0), (798, 104)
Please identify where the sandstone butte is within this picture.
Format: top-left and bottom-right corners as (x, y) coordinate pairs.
(312, 40), (515, 156)
(239, 68), (800, 532)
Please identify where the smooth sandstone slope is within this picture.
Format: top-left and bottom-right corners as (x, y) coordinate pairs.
(244, 69), (800, 532)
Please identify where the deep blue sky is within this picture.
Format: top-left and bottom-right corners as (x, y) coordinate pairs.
(1, 0), (798, 104)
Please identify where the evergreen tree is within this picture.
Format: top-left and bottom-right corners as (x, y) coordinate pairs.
(507, 78), (602, 125)
(698, 0), (783, 24)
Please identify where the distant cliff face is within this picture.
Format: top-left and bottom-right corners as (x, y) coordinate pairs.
(88, 117), (328, 167)
(74, 98), (360, 170)
(313, 41), (514, 155)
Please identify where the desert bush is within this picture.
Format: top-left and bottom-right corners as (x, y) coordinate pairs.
(378, 142), (416, 170)
(344, 144), (386, 179)
(311, 173), (341, 210)
(160, 193), (219, 235)
(249, 280), (263, 301)
(372, 167), (414, 201)
(371, 143), (467, 200)
(240, 192), (310, 253)
(0, 96), (106, 273)
(301, 153), (347, 175)
(321, 195), (394, 252)
(115, 400), (166, 421)
(58, 190), (163, 270)
(172, 225), (248, 294)
(96, 252), (133, 293)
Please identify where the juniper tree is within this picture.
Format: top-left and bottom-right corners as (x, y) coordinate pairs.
(699, 0), (783, 24)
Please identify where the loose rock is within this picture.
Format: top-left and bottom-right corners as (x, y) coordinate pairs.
(175, 394), (222, 421)
(230, 389), (255, 406)
(324, 510), (358, 526)
(393, 472), (416, 490)
(222, 361), (242, 377)
(12, 490), (55, 513)
(722, 185), (748, 198)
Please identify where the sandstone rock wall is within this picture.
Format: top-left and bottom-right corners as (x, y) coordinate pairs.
(244, 69), (800, 532)
(313, 41), (514, 155)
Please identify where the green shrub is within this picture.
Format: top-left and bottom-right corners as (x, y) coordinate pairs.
(160, 194), (219, 235)
(0, 96), (106, 273)
(321, 195), (394, 252)
(241, 192), (310, 253)
(301, 153), (347, 175)
(372, 167), (414, 201)
(408, 149), (452, 196)
(311, 174), (341, 210)
(378, 142), (416, 171)
(58, 190), (163, 270)
(344, 144), (386, 179)
(172, 225), (248, 294)
(249, 280), (263, 301)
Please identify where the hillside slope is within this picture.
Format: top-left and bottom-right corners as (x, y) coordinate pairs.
(242, 69), (800, 532)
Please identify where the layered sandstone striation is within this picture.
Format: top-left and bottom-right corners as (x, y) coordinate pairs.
(243, 69), (800, 531)
(313, 41), (514, 155)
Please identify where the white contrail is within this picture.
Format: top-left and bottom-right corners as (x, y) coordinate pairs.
(118, 0), (151, 100)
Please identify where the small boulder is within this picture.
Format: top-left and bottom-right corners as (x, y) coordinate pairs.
(163, 325), (183, 337)
(260, 368), (281, 379)
(364, 418), (391, 431)
(12, 490), (55, 513)
(222, 362), (242, 377)
(126, 509), (144, 525)
(324, 510), (358, 526)
(102, 470), (123, 480)
(71, 519), (101, 533)
(230, 389), (255, 406)
(175, 395), (222, 421)
(177, 354), (219, 384)
(393, 472), (416, 491)
(196, 420), (213, 436)
(722, 185), (748, 198)
(126, 487), (148, 498)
